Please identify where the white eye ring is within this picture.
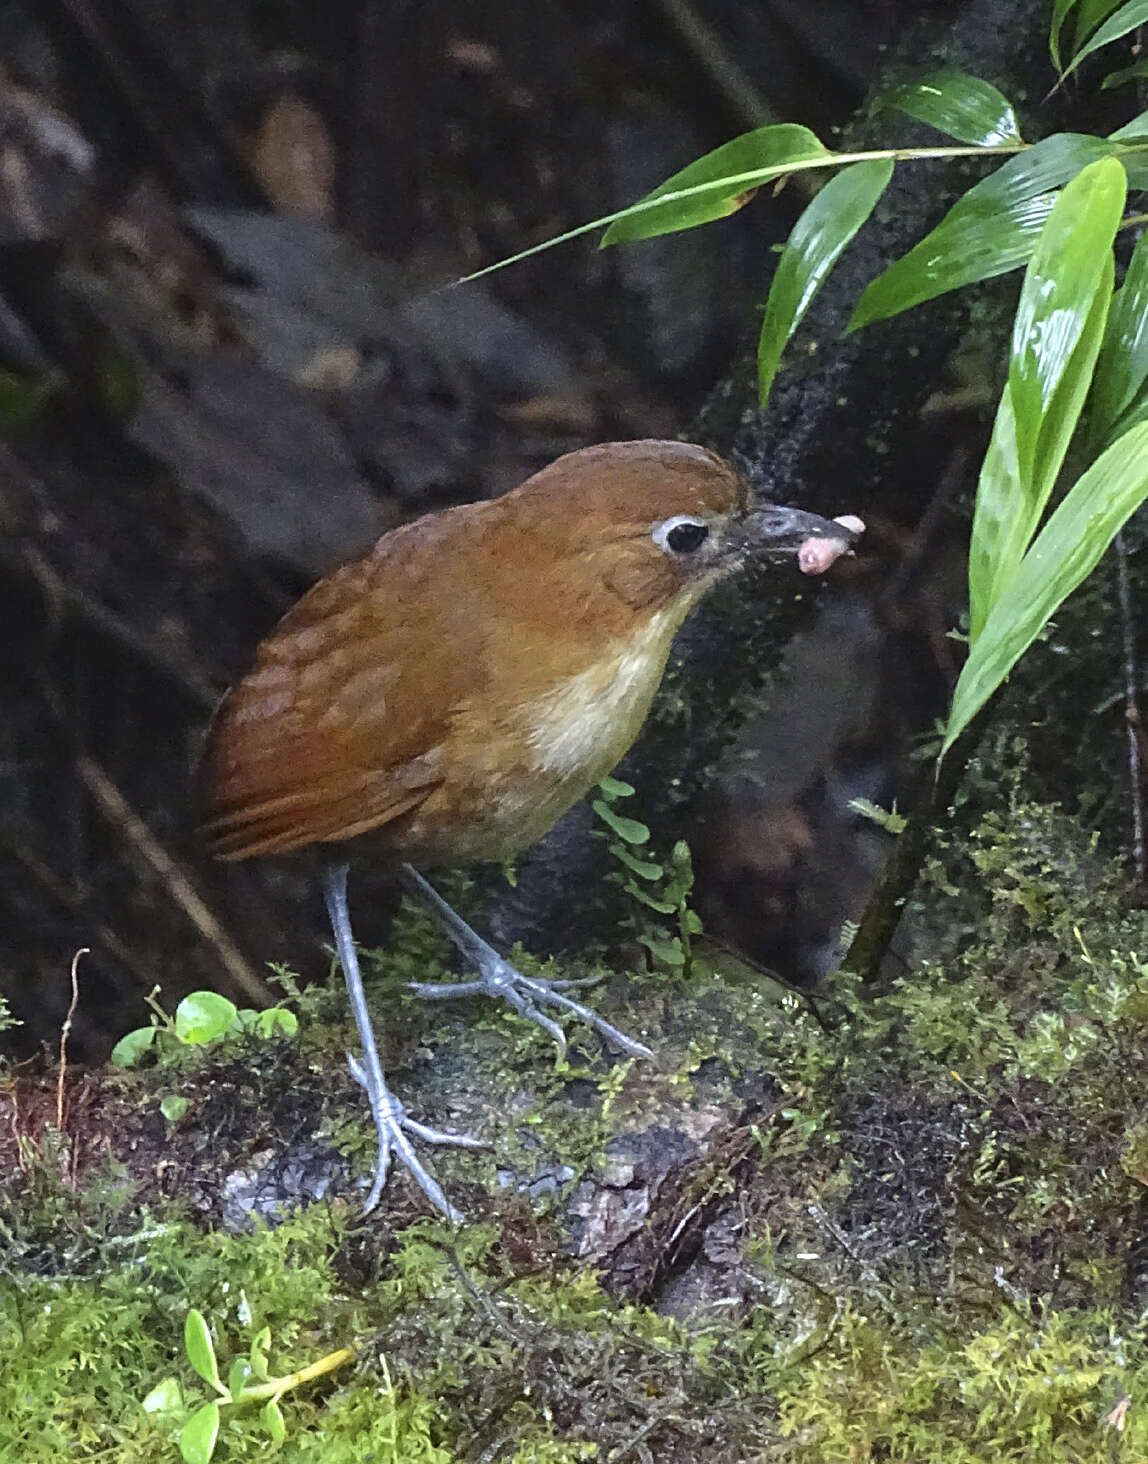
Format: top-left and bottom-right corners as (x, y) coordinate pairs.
(652, 515), (711, 555)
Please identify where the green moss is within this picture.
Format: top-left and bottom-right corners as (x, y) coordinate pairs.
(12, 771), (1148, 1460)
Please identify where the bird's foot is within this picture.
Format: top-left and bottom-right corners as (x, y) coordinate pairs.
(346, 1050), (484, 1222)
(408, 956), (654, 1061)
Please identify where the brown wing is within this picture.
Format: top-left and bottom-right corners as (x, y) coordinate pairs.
(200, 511), (486, 860)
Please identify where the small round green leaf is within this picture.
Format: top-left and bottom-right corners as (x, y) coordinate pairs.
(160, 1095), (191, 1123)
(110, 1026), (158, 1067)
(638, 935), (686, 967)
(184, 1310), (222, 1390)
(255, 1008), (298, 1039)
(592, 800), (650, 844)
(249, 1326), (272, 1381)
(228, 1357), (252, 1403)
(174, 992), (239, 1045)
(142, 1377), (184, 1414)
(180, 1401), (220, 1464)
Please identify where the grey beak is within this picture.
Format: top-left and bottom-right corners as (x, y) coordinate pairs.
(742, 504), (862, 557)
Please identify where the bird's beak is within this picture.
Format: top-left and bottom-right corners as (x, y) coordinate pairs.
(740, 504), (864, 568)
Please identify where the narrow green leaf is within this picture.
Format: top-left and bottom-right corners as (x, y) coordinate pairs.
(1090, 228), (1148, 446)
(592, 800), (650, 844)
(757, 159), (893, 406)
(184, 1310), (222, 1391)
(1050, 0), (1082, 69)
(261, 1397), (287, 1445)
(876, 68), (1022, 145)
(598, 775), (636, 799)
(110, 1026), (157, 1067)
(601, 124), (829, 246)
(850, 133), (1116, 331)
(968, 394), (1021, 641)
(1102, 58), (1148, 86)
(174, 991), (239, 1045)
(625, 881), (678, 914)
(944, 420), (1148, 756)
(1064, 0), (1148, 77)
(180, 1401), (220, 1464)
(969, 158), (1122, 636)
(1009, 157), (1124, 484)
(1111, 111), (1148, 138)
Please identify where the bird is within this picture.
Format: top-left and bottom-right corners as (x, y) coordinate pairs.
(199, 439), (862, 1219)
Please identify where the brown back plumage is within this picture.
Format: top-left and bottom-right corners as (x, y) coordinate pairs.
(199, 440), (748, 863)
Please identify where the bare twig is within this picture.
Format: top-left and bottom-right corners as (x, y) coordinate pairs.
(56, 946), (87, 1138)
(1116, 532), (1146, 885)
(73, 748), (270, 1004)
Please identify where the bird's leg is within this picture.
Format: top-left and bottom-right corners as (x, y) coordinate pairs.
(400, 864), (654, 1061)
(320, 862), (482, 1220)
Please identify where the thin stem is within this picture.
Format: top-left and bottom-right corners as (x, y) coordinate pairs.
(450, 143), (1030, 288)
(1115, 532), (1146, 884)
(238, 1347), (356, 1403)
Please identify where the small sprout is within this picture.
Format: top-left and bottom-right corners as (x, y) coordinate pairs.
(147, 1309), (356, 1462)
(160, 1095), (191, 1124)
(848, 797), (908, 834)
(594, 782), (704, 976)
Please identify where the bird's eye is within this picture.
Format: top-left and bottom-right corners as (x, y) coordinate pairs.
(654, 516), (710, 555)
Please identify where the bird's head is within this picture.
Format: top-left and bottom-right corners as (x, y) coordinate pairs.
(510, 440), (861, 622)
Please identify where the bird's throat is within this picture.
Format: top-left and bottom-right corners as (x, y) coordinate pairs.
(520, 599), (689, 784)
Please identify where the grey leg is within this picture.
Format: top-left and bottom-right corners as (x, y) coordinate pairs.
(400, 864), (654, 1061)
(320, 862), (482, 1221)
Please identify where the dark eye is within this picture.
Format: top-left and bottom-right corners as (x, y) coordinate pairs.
(667, 521), (709, 553)
(664, 520), (709, 554)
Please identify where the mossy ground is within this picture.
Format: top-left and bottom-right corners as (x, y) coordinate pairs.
(5, 777), (1148, 1461)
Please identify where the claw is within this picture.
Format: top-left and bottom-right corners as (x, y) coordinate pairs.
(401, 865), (654, 1060)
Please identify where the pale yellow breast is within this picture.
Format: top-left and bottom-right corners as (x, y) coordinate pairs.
(520, 602), (685, 783)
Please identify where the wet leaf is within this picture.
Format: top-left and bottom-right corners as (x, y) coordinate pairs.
(876, 68), (1021, 145)
(850, 133), (1117, 330)
(1063, 0), (1148, 77)
(969, 157), (1123, 635)
(1101, 58), (1148, 87)
(1089, 226), (1148, 447)
(757, 158), (893, 406)
(601, 124), (829, 245)
(944, 419), (1148, 756)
